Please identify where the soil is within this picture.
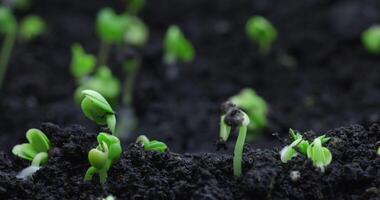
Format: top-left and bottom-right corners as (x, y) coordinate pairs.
(1, 123), (380, 199)
(0, 0), (379, 198)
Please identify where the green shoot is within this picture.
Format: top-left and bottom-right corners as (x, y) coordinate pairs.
(280, 137), (302, 163)
(70, 43), (97, 79)
(136, 135), (167, 153)
(74, 67), (121, 106)
(80, 89), (117, 134)
(12, 128), (51, 166)
(0, 6), (17, 88)
(306, 135), (332, 172)
(245, 16), (277, 54)
(362, 25), (380, 54)
(84, 132), (122, 184)
(219, 101), (250, 177)
(123, 15), (149, 48)
(19, 15), (46, 41)
(229, 88), (268, 137)
(163, 25), (195, 65)
(126, 0), (145, 15)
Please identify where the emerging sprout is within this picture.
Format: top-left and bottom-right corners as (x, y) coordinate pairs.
(361, 25), (380, 54)
(84, 132), (122, 184)
(245, 16), (277, 54)
(163, 25), (195, 65)
(229, 88), (268, 136)
(70, 43), (97, 79)
(126, 0), (145, 15)
(19, 15), (46, 41)
(123, 15), (149, 47)
(307, 135), (332, 172)
(280, 137), (302, 163)
(0, 6), (17, 88)
(219, 101), (250, 177)
(81, 90), (117, 134)
(136, 135), (167, 153)
(12, 129), (51, 180)
(96, 8), (128, 44)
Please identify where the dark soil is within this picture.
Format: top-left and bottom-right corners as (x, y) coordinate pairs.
(1, 123), (380, 199)
(0, 0), (379, 154)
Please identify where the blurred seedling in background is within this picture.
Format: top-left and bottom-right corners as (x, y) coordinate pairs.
(0, 5), (45, 88)
(246, 15), (277, 54)
(280, 129), (332, 172)
(84, 132), (122, 184)
(71, 7), (149, 138)
(229, 88), (268, 140)
(219, 101), (250, 177)
(362, 25), (380, 54)
(136, 135), (168, 153)
(163, 25), (195, 80)
(125, 0), (145, 15)
(12, 128), (51, 180)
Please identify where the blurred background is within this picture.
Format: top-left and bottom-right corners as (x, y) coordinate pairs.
(0, 0), (379, 153)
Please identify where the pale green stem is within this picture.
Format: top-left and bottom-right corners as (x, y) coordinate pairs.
(106, 114), (116, 134)
(31, 152), (48, 167)
(136, 135), (149, 146)
(122, 61), (139, 106)
(0, 28), (16, 88)
(97, 40), (110, 68)
(233, 126), (247, 177)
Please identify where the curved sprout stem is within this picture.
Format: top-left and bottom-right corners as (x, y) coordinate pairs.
(31, 152), (48, 167)
(219, 115), (231, 142)
(233, 125), (247, 177)
(136, 135), (149, 146)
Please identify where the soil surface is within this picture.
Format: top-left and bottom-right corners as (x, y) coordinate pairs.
(0, 0), (379, 154)
(1, 123), (380, 199)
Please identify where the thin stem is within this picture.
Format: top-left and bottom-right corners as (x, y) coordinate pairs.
(97, 40), (110, 68)
(233, 126), (247, 177)
(122, 60), (140, 106)
(0, 29), (16, 88)
(106, 114), (116, 134)
(31, 152), (48, 167)
(84, 166), (97, 182)
(136, 135), (149, 146)
(219, 116), (231, 142)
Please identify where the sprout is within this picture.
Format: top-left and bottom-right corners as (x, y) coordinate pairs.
(84, 132), (122, 184)
(245, 16), (277, 54)
(280, 137), (302, 163)
(136, 135), (167, 153)
(361, 25), (380, 54)
(70, 43), (97, 79)
(0, 6), (17, 88)
(12, 129), (51, 180)
(123, 15), (149, 47)
(307, 135), (332, 172)
(19, 15), (46, 41)
(163, 25), (195, 65)
(80, 89), (117, 134)
(229, 88), (268, 136)
(75, 67), (121, 106)
(219, 101), (250, 177)
(126, 0), (145, 15)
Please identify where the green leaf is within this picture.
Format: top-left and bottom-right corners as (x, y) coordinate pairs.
(19, 15), (46, 40)
(123, 15), (149, 47)
(362, 25), (380, 54)
(88, 148), (108, 169)
(97, 133), (121, 161)
(280, 145), (297, 163)
(245, 16), (277, 54)
(96, 8), (128, 44)
(70, 43), (96, 78)
(81, 90), (115, 125)
(144, 140), (167, 153)
(12, 143), (37, 160)
(0, 7), (17, 34)
(164, 25), (195, 64)
(26, 128), (50, 153)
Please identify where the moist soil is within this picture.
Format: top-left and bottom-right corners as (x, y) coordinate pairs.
(0, 0), (379, 199)
(1, 123), (380, 199)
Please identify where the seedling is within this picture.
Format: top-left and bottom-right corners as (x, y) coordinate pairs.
(280, 129), (332, 172)
(84, 132), (122, 184)
(245, 16), (277, 54)
(0, 6), (46, 88)
(307, 135), (332, 172)
(70, 43), (97, 79)
(81, 90), (117, 134)
(19, 15), (46, 41)
(12, 128), (51, 179)
(362, 25), (380, 54)
(219, 101), (250, 177)
(229, 88), (268, 137)
(136, 135), (167, 153)
(126, 0), (145, 15)
(163, 25), (195, 65)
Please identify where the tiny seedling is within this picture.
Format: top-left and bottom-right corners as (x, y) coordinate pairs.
(163, 25), (195, 65)
(245, 16), (277, 54)
(19, 15), (46, 41)
(219, 101), (250, 177)
(362, 25), (380, 54)
(307, 135), (332, 172)
(229, 88), (268, 137)
(84, 132), (122, 184)
(136, 135), (167, 153)
(70, 43), (97, 79)
(12, 128), (51, 179)
(81, 90), (117, 134)
(280, 129), (332, 172)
